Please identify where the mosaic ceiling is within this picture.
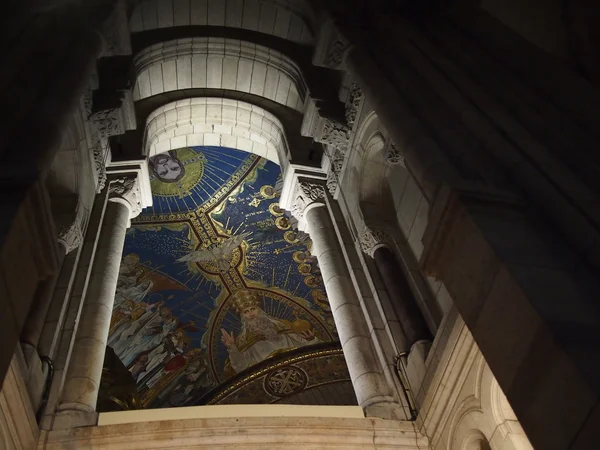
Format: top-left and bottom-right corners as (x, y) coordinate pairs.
(106, 146), (340, 409)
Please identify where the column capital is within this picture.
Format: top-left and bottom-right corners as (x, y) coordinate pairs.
(290, 179), (327, 222)
(88, 90), (136, 193)
(107, 174), (142, 224)
(360, 227), (391, 258)
(57, 220), (83, 254)
(105, 159), (153, 226)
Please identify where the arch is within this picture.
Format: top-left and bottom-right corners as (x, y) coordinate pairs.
(359, 132), (386, 203)
(462, 429), (492, 450)
(133, 37), (307, 112)
(350, 110), (399, 227)
(130, 0), (315, 45)
(446, 357), (533, 450)
(144, 97), (289, 169)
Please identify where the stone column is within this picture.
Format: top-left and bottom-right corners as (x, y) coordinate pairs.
(20, 222), (82, 351)
(360, 227), (431, 351)
(292, 179), (402, 419)
(360, 227), (433, 394)
(56, 175), (141, 426)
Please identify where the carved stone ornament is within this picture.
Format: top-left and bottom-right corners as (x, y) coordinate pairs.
(82, 89), (93, 118)
(360, 227), (391, 257)
(291, 180), (326, 220)
(326, 148), (345, 195)
(108, 175), (142, 220)
(385, 141), (405, 167)
(264, 365), (308, 397)
(90, 108), (124, 140)
(320, 119), (350, 153)
(345, 82), (363, 128)
(88, 91), (136, 193)
(57, 220), (83, 254)
(90, 134), (108, 193)
(326, 39), (350, 69)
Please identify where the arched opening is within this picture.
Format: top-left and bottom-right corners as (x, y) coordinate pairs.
(100, 81), (356, 409)
(144, 97), (289, 168)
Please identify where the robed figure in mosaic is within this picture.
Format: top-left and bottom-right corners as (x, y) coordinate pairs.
(221, 290), (320, 375)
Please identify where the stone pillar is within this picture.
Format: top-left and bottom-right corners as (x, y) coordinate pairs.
(56, 174), (141, 426)
(21, 221), (82, 351)
(360, 227), (433, 395)
(291, 179), (403, 419)
(360, 228), (431, 351)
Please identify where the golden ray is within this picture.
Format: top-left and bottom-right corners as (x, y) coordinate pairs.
(283, 265), (292, 290)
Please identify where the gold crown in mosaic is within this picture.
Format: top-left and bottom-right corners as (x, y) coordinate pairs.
(230, 289), (261, 314)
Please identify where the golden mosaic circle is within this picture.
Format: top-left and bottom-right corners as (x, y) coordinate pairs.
(311, 289), (328, 303)
(297, 263), (311, 275)
(275, 216), (291, 230)
(268, 202), (284, 217)
(304, 275), (320, 288)
(260, 185), (276, 199)
(292, 251), (308, 264)
(284, 231), (299, 244)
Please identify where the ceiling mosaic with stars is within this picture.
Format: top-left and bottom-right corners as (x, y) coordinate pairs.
(106, 146), (340, 410)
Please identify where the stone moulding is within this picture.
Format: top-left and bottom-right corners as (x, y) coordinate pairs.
(42, 415), (429, 449)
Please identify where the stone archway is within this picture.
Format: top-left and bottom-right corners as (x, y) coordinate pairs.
(144, 97), (289, 170)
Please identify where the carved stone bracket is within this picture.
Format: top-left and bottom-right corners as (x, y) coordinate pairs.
(360, 227), (391, 258)
(108, 175), (142, 221)
(57, 220), (83, 255)
(291, 179), (327, 221)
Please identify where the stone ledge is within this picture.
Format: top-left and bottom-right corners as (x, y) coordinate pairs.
(41, 414), (428, 449)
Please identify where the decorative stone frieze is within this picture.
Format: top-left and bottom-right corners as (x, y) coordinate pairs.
(360, 227), (391, 258)
(321, 119), (351, 152)
(345, 82), (363, 128)
(91, 138), (108, 192)
(90, 108), (124, 139)
(108, 175), (142, 221)
(82, 89), (93, 118)
(57, 220), (83, 254)
(291, 179), (327, 221)
(326, 148), (346, 195)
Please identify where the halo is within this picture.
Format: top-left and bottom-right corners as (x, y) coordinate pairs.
(150, 148), (206, 198)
